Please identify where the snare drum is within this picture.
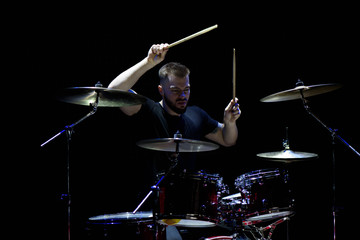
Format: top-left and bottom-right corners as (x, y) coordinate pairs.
(234, 168), (294, 223)
(158, 170), (224, 227)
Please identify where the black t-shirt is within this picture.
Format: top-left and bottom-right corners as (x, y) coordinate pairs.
(132, 97), (219, 174)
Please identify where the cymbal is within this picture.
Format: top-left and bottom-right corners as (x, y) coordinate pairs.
(260, 83), (342, 102)
(89, 211), (153, 222)
(221, 192), (242, 200)
(136, 138), (219, 152)
(58, 87), (146, 107)
(159, 219), (216, 228)
(256, 149), (318, 163)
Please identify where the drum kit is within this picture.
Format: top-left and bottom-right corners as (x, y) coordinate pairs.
(40, 23), (359, 240)
(40, 77), (359, 240)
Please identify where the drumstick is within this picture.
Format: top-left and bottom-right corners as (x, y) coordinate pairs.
(233, 48), (236, 102)
(168, 24), (218, 48)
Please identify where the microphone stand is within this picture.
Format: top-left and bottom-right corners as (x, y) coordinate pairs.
(299, 87), (360, 240)
(40, 89), (100, 240)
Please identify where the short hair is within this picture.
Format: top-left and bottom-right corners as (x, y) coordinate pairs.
(158, 62), (190, 85)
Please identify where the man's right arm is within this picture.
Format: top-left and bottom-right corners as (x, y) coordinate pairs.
(108, 44), (169, 115)
(108, 58), (154, 91)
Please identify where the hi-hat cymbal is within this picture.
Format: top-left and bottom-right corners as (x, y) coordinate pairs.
(221, 193), (242, 200)
(256, 149), (318, 163)
(89, 211), (153, 223)
(260, 83), (342, 103)
(136, 138), (219, 152)
(58, 87), (146, 107)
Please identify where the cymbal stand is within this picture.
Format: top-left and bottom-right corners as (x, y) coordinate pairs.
(299, 84), (360, 240)
(40, 87), (100, 240)
(133, 132), (182, 240)
(299, 88), (360, 158)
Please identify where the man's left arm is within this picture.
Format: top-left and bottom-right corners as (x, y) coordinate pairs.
(205, 98), (241, 147)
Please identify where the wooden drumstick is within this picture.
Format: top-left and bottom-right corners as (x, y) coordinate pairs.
(233, 48), (236, 102)
(168, 24), (218, 48)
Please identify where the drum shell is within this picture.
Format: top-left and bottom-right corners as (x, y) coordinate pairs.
(229, 168), (294, 223)
(159, 171), (223, 222)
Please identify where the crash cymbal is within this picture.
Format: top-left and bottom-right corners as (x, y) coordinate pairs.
(256, 149), (318, 163)
(260, 83), (342, 103)
(58, 87), (146, 107)
(136, 138), (219, 152)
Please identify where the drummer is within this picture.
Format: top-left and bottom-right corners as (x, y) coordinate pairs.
(108, 43), (241, 172)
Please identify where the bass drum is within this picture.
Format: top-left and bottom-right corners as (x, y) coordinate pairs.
(158, 170), (226, 228)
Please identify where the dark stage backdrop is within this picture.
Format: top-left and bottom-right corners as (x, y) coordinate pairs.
(37, 6), (359, 240)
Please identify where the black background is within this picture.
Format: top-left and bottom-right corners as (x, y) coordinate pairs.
(36, 4), (359, 239)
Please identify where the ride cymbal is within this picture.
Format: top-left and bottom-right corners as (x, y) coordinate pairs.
(260, 83), (341, 103)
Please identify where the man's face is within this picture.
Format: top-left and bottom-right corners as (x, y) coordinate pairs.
(159, 74), (190, 115)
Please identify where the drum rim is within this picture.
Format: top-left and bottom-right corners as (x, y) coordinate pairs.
(234, 168), (287, 189)
(158, 170), (221, 181)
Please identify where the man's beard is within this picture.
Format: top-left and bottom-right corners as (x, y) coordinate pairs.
(163, 94), (187, 115)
